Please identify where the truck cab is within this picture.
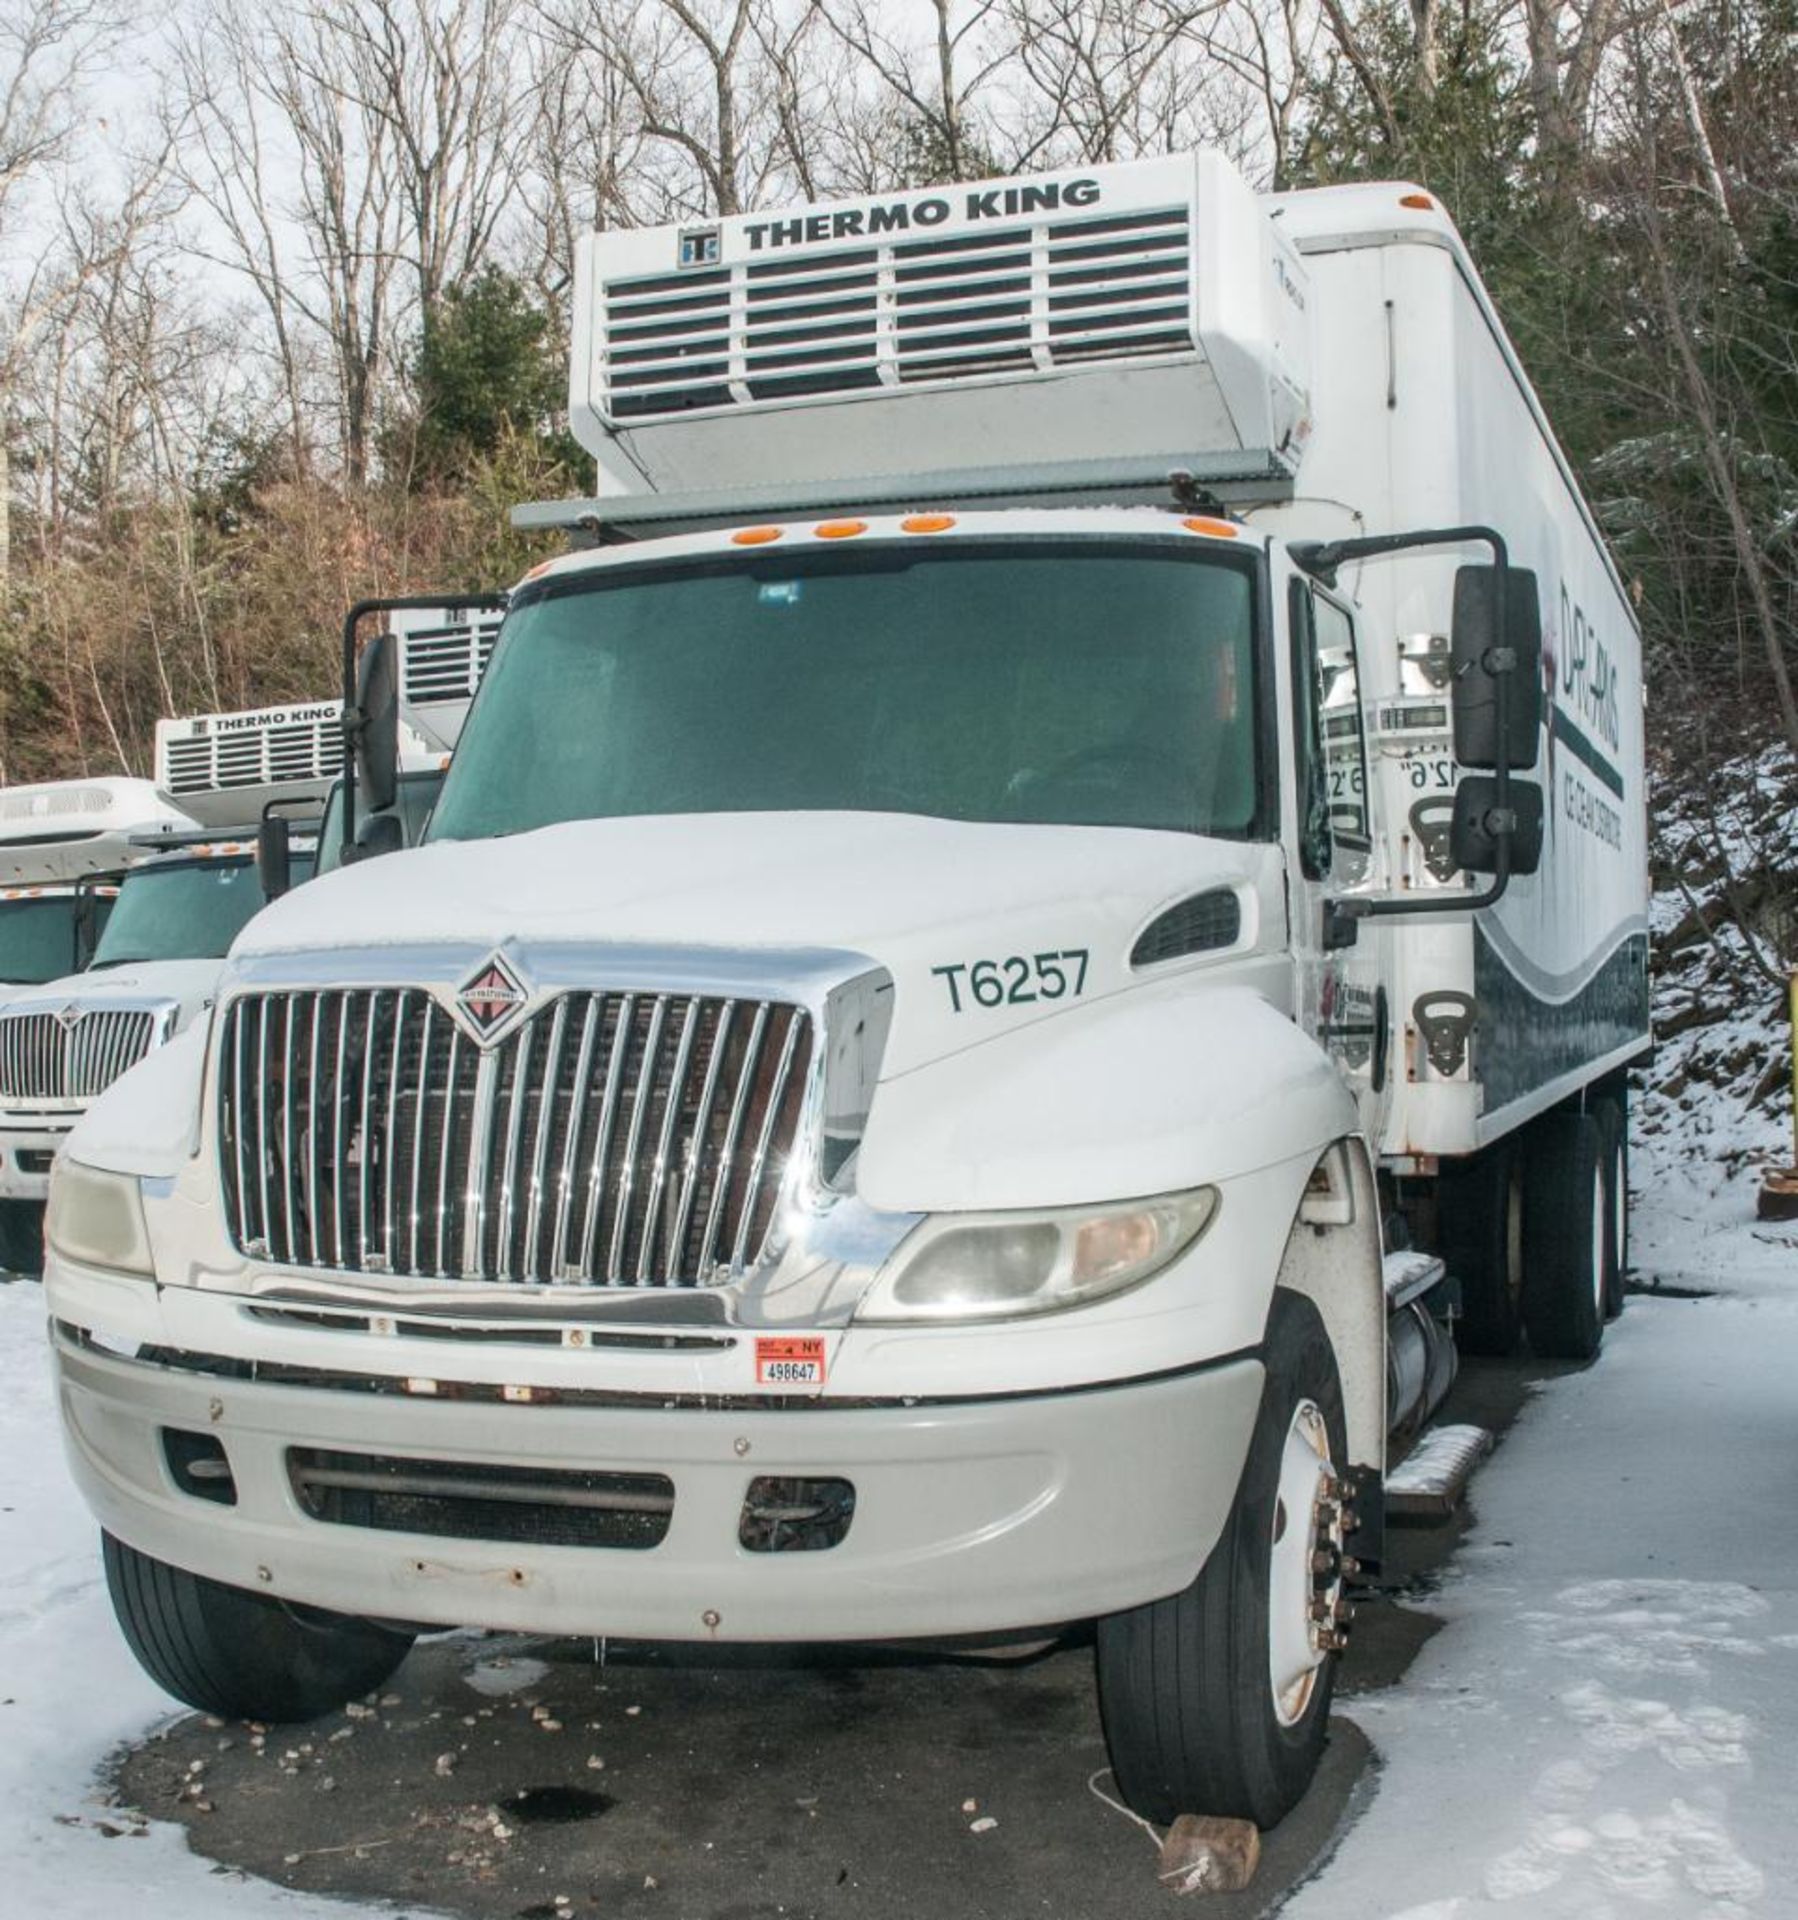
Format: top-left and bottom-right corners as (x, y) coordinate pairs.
(0, 778), (201, 1244)
(0, 711), (334, 1262)
(44, 152), (1647, 1831)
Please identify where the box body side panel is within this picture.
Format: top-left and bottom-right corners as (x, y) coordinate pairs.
(1261, 237), (1650, 1157)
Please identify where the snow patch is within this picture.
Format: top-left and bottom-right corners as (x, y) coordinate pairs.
(461, 1654), (551, 1697)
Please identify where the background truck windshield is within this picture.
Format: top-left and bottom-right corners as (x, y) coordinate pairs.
(429, 543), (1259, 842)
(91, 860), (264, 966)
(0, 898), (80, 983)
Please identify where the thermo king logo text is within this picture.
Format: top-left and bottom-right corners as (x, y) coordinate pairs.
(741, 178), (1102, 253)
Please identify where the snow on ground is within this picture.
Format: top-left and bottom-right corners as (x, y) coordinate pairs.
(3, 859), (1793, 1920)
(1287, 1129), (1798, 1920)
(6, 1144), (1790, 1919)
(0, 1280), (398, 1920)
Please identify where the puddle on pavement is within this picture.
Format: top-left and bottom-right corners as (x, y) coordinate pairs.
(496, 1786), (616, 1826)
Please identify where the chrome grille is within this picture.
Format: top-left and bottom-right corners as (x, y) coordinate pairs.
(602, 205), (1194, 419)
(0, 1007), (161, 1102)
(217, 989), (815, 1286)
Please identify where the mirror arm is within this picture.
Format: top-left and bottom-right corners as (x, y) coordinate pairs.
(339, 591), (508, 858)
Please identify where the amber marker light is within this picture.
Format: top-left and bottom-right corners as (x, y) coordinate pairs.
(523, 557), (557, 580)
(732, 525), (784, 545)
(1399, 192), (1434, 210)
(1183, 516), (1240, 539)
(901, 513), (957, 533)
(814, 519), (869, 539)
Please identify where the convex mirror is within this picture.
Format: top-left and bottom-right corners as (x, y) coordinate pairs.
(1451, 564), (1542, 771)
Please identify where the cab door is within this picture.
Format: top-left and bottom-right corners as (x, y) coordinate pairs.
(1288, 578), (1395, 1149)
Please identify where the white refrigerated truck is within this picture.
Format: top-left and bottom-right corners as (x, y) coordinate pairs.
(46, 152), (1648, 1827)
(0, 778), (199, 1261)
(0, 710), (333, 1254)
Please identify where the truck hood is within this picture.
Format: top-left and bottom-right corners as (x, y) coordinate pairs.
(0, 957), (223, 1017)
(235, 811), (1281, 1078)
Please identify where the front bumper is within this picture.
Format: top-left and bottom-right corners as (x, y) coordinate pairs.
(53, 1316), (1263, 1643)
(0, 1115), (75, 1200)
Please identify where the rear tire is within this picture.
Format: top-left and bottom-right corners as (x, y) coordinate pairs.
(1521, 1110), (1606, 1362)
(1438, 1139), (1525, 1356)
(103, 1533), (414, 1721)
(1594, 1096), (1628, 1319)
(1095, 1292), (1348, 1828)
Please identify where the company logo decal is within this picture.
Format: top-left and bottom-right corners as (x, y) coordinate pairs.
(678, 226), (720, 269)
(451, 952), (529, 1044)
(54, 1003), (85, 1031)
(741, 176), (1102, 253)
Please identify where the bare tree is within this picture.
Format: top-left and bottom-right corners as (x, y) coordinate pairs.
(821, 0), (1010, 182)
(172, 2), (405, 486)
(513, 13), (644, 309)
(322, 0), (531, 315)
(166, 19), (317, 476)
(1522, 0), (1624, 193)
(0, 0), (128, 582)
(1199, 0), (1322, 182)
(1005, 0), (1223, 167)
(1614, 11), (1798, 753)
(544, 0), (786, 218)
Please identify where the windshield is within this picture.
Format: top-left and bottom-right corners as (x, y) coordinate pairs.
(91, 859), (265, 966)
(429, 542), (1260, 842)
(0, 897), (81, 983)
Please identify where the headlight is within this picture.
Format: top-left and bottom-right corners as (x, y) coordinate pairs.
(45, 1159), (154, 1278)
(856, 1187), (1217, 1324)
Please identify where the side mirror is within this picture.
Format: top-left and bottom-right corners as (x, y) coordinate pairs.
(1451, 776), (1544, 876)
(256, 815), (293, 900)
(1451, 564), (1542, 771)
(351, 629), (400, 815)
(347, 811), (405, 864)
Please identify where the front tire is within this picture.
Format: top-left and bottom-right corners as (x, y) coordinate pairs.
(103, 1533), (414, 1721)
(1095, 1292), (1348, 1828)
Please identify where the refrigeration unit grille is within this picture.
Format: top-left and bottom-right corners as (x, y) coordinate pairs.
(218, 986), (814, 1287)
(160, 711), (340, 799)
(601, 207), (1194, 420)
(397, 615), (503, 709)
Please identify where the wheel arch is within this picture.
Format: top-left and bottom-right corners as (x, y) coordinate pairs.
(1270, 1136), (1385, 1473)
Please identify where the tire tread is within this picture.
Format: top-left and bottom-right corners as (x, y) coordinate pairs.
(1095, 1292), (1345, 1827)
(1521, 1109), (1606, 1361)
(103, 1533), (412, 1721)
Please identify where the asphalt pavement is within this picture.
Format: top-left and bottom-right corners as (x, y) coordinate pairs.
(108, 1356), (1550, 1919)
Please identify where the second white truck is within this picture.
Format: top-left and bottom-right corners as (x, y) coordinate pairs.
(46, 152), (1647, 1828)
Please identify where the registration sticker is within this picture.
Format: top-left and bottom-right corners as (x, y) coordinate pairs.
(755, 1336), (827, 1387)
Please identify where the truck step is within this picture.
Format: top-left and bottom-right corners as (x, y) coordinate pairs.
(1384, 1422), (1494, 1522)
(1383, 1249), (1447, 1310)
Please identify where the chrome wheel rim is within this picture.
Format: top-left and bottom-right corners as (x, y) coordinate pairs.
(1268, 1398), (1342, 1728)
